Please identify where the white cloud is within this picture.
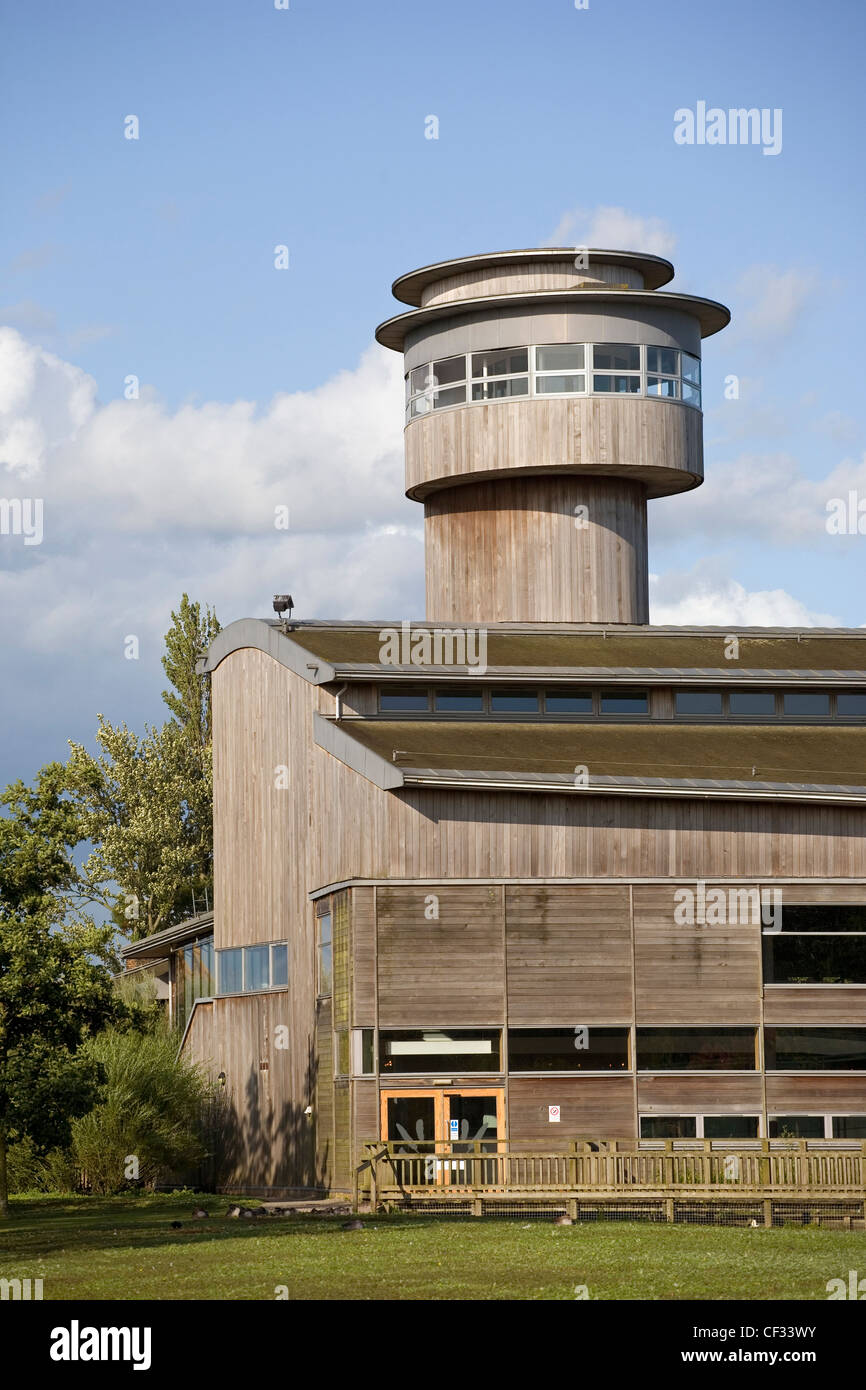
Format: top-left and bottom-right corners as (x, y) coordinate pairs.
(733, 264), (819, 341)
(649, 568), (840, 627)
(543, 205), (676, 257)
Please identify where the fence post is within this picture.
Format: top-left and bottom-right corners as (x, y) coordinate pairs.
(370, 1153), (378, 1214)
(763, 1198), (773, 1228)
(665, 1197), (675, 1223)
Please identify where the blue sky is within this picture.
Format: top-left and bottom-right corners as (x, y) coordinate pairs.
(1, 0), (865, 785)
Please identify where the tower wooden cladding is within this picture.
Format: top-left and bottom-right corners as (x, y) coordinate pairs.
(376, 249), (730, 625)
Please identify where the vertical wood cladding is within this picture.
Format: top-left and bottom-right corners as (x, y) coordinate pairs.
(505, 885), (632, 1024)
(332, 889), (350, 1030)
(509, 1076), (636, 1143)
(632, 885), (762, 1024)
(376, 884), (505, 1027)
(315, 999), (334, 1190)
(350, 887), (376, 1027)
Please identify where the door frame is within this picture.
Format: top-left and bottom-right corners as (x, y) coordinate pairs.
(379, 1086), (506, 1145)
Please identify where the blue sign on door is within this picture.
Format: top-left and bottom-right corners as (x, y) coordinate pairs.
(449, 1118), (459, 1138)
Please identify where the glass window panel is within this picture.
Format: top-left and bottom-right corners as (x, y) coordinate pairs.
(380, 1029), (501, 1074)
(536, 345), (585, 371)
(675, 690), (723, 716)
(353, 1028), (375, 1075)
(379, 689), (429, 712)
(434, 688), (483, 712)
(432, 384), (466, 409)
(245, 944), (269, 992)
(729, 691), (776, 716)
(386, 1096), (436, 1146)
(682, 352), (701, 384)
(783, 691), (830, 716)
(640, 1116), (697, 1139)
(409, 365), (433, 395)
(471, 348), (528, 377)
(318, 911), (332, 946)
(431, 355), (466, 386)
(535, 373), (585, 394)
(636, 1027), (757, 1070)
(703, 1115), (760, 1139)
(592, 343), (640, 371)
(832, 1115), (866, 1139)
(647, 347), (679, 375)
(593, 374), (640, 394)
(837, 693), (866, 716)
(764, 1027), (866, 1070)
(490, 689), (539, 713)
(601, 691), (648, 714)
(507, 1027), (630, 1071)
(200, 938), (214, 999)
(545, 690), (593, 714)
(471, 377), (528, 400)
(319, 942), (332, 995)
(646, 376), (679, 398)
(768, 1116), (825, 1139)
(271, 943), (288, 988)
(219, 947), (243, 995)
(763, 934), (866, 985)
(682, 381), (701, 407)
(409, 394), (433, 419)
(775, 904), (866, 932)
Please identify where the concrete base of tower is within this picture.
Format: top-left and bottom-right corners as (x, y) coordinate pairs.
(424, 476), (649, 625)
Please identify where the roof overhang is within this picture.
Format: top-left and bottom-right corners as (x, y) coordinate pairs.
(391, 248), (676, 304)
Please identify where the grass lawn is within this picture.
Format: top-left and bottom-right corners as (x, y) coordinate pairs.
(2, 1193), (864, 1300)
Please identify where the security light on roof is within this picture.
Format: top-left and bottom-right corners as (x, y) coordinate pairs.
(273, 594), (294, 618)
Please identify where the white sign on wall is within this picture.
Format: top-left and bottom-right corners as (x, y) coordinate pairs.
(549, 1105), (561, 1123)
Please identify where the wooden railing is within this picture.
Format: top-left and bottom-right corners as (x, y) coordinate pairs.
(355, 1140), (866, 1211)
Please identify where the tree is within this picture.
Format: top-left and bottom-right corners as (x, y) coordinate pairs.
(0, 765), (117, 1216)
(68, 595), (220, 939)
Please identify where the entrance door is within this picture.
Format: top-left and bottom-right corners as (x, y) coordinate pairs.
(380, 1088), (504, 1186)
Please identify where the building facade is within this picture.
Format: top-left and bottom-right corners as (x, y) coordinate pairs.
(129, 247), (866, 1196)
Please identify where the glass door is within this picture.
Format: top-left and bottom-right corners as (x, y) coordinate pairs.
(380, 1088), (504, 1186)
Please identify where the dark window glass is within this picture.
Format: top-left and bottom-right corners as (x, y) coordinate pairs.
(490, 689), (539, 714)
(768, 1116), (824, 1139)
(507, 1027), (630, 1072)
(838, 693), (866, 716)
(431, 384), (466, 410)
(764, 1027), (866, 1071)
(832, 1116), (866, 1139)
(763, 934), (866, 985)
(703, 1115), (760, 1139)
(380, 1029), (501, 1075)
(783, 691), (830, 716)
(471, 377), (528, 400)
(593, 343), (640, 371)
(601, 691), (648, 714)
(537, 345), (585, 371)
(675, 690), (723, 716)
(545, 690), (593, 714)
(682, 352), (701, 385)
(636, 1027), (757, 1071)
(593, 374), (640, 394)
(219, 947), (243, 995)
(774, 905), (866, 932)
(245, 944), (269, 992)
(640, 1116), (697, 1139)
(729, 691), (776, 716)
(431, 355), (465, 386)
(318, 910), (332, 995)
(359, 1028), (375, 1075)
(647, 346), (679, 375)
(471, 348), (528, 377)
(434, 688), (484, 712)
(380, 690), (429, 712)
(271, 944), (288, 988)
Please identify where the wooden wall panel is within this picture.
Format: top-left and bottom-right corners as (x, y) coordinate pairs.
(633, 885), (762, 1023)
(508, 1076), (635, 1142)
(765, 1075), (866, 1112)
(505, 885), (632, 1024)
(350, 887), (376, 1027)
(352, 1079), (379, 1148)
(315, 999), (333, 1191)
(333, 1082), (351, 1190)
(377, 884), (504, 1027)
(763, 987), (866, 1025)
(638, 1075), (763, 1113)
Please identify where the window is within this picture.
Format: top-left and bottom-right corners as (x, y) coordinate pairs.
(647, 347), (679, 376)
(600, 690), (648, 714)
(682, 353), (701, 384)
(490, 689), (539, 714)
(507, 1027), (630, 1071)
(838, 693), (866, 716)
(471, 348), (528, 401)
(764, 1027), (866, 1070)
(593, 373), (641, 394)
(535, 345), (585, 395)
(704, 1115), (759, 1139)
(535, 373), (585, 395)
(434, 688), (484, 713)
(217, 942), (290, 995)
(174, 935), (215, 1032)
(832, 1116), (866, 1139)
(351, 1028), (375, 1076)
(380, 1029), (502, 1074)
(763, 934), (866, 985)
(636, 1027), (757, 1071)
(380, 689), (430, 712)
(783, 691), (830, 716)
(317, 906), (332, 996)
(640, 1116), (697, 1139)
(640, 1115), (759, 1139)
(406, 355), (467, 419)
(774, 905), (866, 932)
(471, 377), (528, 400)
(545, 689), (593, 714)
(647, 376), (679, 398)
(729, 691), (776, 716)
(593, 344), (640, 371)
(768, 1116), (825, 1139)
(675, 690), (723, 716)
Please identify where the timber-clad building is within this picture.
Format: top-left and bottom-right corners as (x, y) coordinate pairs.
(125, 248), (866, 1196)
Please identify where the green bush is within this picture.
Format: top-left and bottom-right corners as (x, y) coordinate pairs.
(70, 1024), (213, 1194)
